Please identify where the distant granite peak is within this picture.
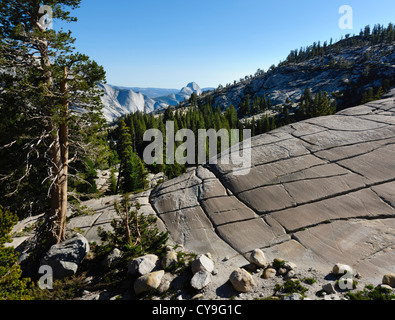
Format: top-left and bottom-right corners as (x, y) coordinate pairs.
(100, 82), (204, 123)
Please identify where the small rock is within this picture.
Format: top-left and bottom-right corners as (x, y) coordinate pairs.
(284, 262), (297, 271)
(285, 270), (296, 279)
(192, 293), (204, 300)
(191, 254), (214, 274)
(191, 271), (212, 291)
(382, 273), (395, 288)
(133, 270), (165, 295)
(278, 268), (287, 276)
(249, 249), (268, 268)
(158, 280), (171, 294)
(161, 250), (178, 270)
(322, 283), (336, 294)
(263, 268), (277, 279)
(332, 263), (353, 276)
(128, 254), (159, 276)
(229, 268), (256, 293)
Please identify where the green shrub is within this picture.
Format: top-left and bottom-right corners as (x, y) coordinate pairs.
(97, 194), (169, 261)
(274, 280), (309, 298)
(345, 285), (395, 300)
(0, 206), (32, 300)
(302, 278), (316, 285)
(28, 274), (87, 300)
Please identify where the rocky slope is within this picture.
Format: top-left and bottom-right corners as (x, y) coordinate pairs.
(208, 43), (395, 110)
(149, 89), (395, 287)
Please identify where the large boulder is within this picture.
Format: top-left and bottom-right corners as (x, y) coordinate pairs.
(40, 234), (90, 280)
(229, 268), (256, 293)
(191, 254), (215, 274)
(382, 274), (395, 288)
(190, 271), (212, 291)
(128, 254), (159, 276)
(248, 249), (268, 268)
(133, 270), (165, 295)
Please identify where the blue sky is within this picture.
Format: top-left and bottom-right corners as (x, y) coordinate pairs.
(56, 0), (395, 89)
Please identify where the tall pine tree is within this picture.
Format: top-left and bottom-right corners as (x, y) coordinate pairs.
(0, 1), (106, 244)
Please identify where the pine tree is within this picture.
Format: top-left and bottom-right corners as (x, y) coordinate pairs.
(0, 1), (106, 244)
(116, 120), (147, 193)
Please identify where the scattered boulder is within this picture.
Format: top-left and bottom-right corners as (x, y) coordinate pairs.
(191, 254), (214, 274)
(332, 263), (353, 276)
(40, 234), (90, 280)
(382, 273), (395, 288)
(161, 250), (178, 270)
(248, 249), (268, 268)
(278, 268), (287, 276)
(263, 268), (277, 279)
(134, 270), (165, 295)
(191, 271), (212, 291)
(128, 254), (159, 276)
(322, 283), (336, 294)
(229, 268), (256, 293)
(284, 262), (297, 271)
(285, 270), (296, 280)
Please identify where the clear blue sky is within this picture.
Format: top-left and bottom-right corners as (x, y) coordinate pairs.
(55, 0), (395, 89)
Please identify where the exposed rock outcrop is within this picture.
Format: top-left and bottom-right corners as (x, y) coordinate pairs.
(209, 43), (395, 110)
(149, 93), (395, 286)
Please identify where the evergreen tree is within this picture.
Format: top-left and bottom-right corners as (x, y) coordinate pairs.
(116, 120), (147, 193)
(224, 105), (238, 128)
(0, 0), (106, 244)
(238, 95), (251, 118)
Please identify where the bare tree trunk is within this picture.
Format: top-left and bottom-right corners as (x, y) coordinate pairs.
(58, 66), (69, 243)
(124, 197), (131, 244)
(49, 129), (62, 244)
(48, 67), (69, 244)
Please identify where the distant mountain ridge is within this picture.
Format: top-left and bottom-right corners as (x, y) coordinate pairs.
(203, 36), (395, 112)
(100, 82), (212, 123)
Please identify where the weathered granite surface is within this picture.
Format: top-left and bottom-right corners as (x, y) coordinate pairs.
(149, 94), (395, 285)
